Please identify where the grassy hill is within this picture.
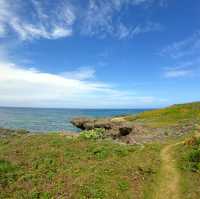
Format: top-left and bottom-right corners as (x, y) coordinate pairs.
(124, 102), (200, 128)
(0, 102), (200, 198)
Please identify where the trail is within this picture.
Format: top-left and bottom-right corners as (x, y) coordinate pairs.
(155, 143), (180, 199)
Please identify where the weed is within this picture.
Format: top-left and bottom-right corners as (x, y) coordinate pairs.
(79, 128), (105, 140)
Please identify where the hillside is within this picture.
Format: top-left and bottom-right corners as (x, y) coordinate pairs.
(72, 102), (200, 144)
(0, 102), (200, 198)
(125, 102), (200, 127)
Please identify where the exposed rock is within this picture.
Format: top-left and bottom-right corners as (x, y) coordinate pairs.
(119, 126), (132, 136)
(71, 117), (113, 130)
(70, 118), (95, 130)
(71, 117), (148, 144)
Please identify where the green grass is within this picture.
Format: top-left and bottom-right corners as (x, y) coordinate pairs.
(79, 128), (105, 140)
(174, 136), (200, 199)
(1, 102), (200, 198)
(123, 102), (200, 128)
(0, 134), (161, 199)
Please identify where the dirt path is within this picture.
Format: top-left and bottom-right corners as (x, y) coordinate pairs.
(155, 143), (180, 199)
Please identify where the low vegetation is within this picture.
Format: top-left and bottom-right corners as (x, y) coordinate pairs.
(174, 135), (200, 199)
(124, 102), (200, 128)
(1, 102), (200, 198)
(0, 133), (161, 199)
(79, 128), (106, 140)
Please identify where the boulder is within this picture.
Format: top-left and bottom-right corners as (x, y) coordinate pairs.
(71, 117), (113, 130)
(71, 118), (95, 130)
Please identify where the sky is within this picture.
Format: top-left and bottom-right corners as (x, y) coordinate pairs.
(0, 0), (200, 108)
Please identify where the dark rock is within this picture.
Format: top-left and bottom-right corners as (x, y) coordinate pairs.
(119, 126), (132, 136)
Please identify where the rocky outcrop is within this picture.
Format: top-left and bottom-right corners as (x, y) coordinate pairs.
(71, 117), (113, 130)
(71, 117), (148, 144)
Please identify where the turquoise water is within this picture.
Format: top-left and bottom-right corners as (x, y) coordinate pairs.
(0, 107), (149, 132)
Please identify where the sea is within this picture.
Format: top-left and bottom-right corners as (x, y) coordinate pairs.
(0, 107), (149, 132)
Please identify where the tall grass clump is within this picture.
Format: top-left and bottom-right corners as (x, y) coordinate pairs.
(184, 136), (200, 172)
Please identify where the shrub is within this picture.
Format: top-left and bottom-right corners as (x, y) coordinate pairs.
(79, 128), (105, 140)
(184, 137), (200, 172)
(188, 149), (200, 162)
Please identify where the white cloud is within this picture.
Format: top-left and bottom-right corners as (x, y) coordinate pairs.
(160, 31), (200, 59)
(80, 0), (164, 39)
(161, 31), (200, 78)
(0, 0), (165, 40)
(0, 0), (75, 40)
(116, 22), (163, 39)
(163, 59), (200, 78)
(0, 62), (159, 108)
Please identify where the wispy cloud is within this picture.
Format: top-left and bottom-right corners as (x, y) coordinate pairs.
(160, 31), (200, 59)
(163, 59), (200, 78)
(81, 0), (164, 39)
(0, 0), (75, 40)
(0, 0), (165, 40)
(161, 30), (200, 78)
(0, 61), (159, 108)
(164, 67), (193, 78)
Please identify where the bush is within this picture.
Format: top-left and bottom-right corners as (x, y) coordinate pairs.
(79, 128), (105, 140)
(188, 149), (200, 162)
(184, 137), (200, 172)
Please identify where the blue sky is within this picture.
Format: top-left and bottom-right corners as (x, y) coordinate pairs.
(0, 0), (200, 108)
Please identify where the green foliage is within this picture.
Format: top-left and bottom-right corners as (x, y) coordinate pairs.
(114, 148), (129, 157)
(80, 183), (105, 199)
(118, 180), (129, 191)
(0, 133), (161, 198)
(79, 128), (105, 140)
(175, 136), (200, 199)
(184, 138), (200, 172)
(124, 102), (200, 128)
(89, 146), (109, 160)
(188, 149), (200, 162)
(0, 160), (19, 187)
(176, 136), (200, 173)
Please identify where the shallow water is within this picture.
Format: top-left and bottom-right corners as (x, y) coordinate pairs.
(0, 107), (149, 132)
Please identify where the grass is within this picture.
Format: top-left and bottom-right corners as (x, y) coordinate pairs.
(0, 134), (161, 199)
(174, 135), (200, 199)
(1, 102), (200, 198)
(123, 102), (200, 128)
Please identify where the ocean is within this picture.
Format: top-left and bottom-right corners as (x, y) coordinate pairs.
(0, 107), (149, 132)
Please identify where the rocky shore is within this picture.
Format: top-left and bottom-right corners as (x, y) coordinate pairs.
(71, 113), (199, 144)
